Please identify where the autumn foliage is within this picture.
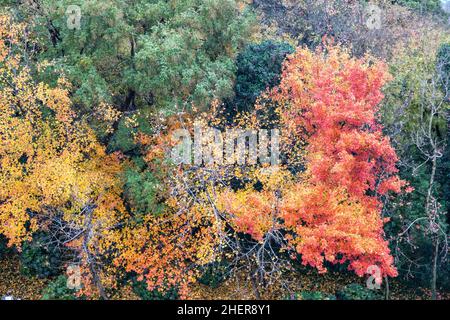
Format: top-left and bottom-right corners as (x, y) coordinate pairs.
(276, 44), (407, 277)
(219, 44), (407, 279)
(0, 15), (126, 297)
(0, 12), (416, 299)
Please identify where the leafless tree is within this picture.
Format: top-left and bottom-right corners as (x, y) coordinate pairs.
(253, 0), (447, 60)
(393, 53), (450, 300)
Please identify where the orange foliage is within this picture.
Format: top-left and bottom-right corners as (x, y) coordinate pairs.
(219, 44), (407, 278)
(271, 44), (405, 277)
(126, 45), (407, 292)
(114, 209), (218, 299)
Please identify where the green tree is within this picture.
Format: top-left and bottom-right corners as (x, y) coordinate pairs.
(41, 275), (78, 300)
(9, 0), (255, 116)
(231, 40), (293, 112)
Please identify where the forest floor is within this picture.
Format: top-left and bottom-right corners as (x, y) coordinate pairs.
(189, 269), (443, 300)
(0, 256), (48, 299)
(1, 254), (448, 300)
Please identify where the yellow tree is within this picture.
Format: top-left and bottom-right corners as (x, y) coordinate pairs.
(0, 15), (125, 299)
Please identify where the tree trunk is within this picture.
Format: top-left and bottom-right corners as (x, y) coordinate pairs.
(384, 276), (390, 300)
(431, 237), (439, 300)
(426, 154), (439, 300)
(89, 262), (108, 300)
(82, 204), (108, 300)
(250, 271), (261, 300)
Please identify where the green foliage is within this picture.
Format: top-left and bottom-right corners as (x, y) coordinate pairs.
(289, 291), (336, 300)
(436, 128), (450, 290)
(336, 284), (382, 300)
(0, 234), (9, 259)
(20, 232), (62, 278)
(124, 166), (165, 216)
(438, 128), (450, 220)
(11, 0), (255, 114)
(41, 275), (78, 300)
(132, 279), (179, 300)
(438, 42), (450, 66)
(382, 43), (446, 141)
(437, 43), (450, 95)
(381, 146), (450, 290)
(232, 40), (293, 111)
(107, 112), (154, 153)
(382, 39), (450, 291)
(197, 261), (230, 288)
(393, 0), (447, 15)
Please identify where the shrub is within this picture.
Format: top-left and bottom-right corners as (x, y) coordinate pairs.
(336, 284), (382, 300)
(197, 261), (230, 289)
(0, 235), (9, 259)
(288, 291), (336, 300)
(20, 232), (62, 278)
(132, 279), (179, 300)
(41, 276), (78, 300)
(123, 167), (164, 216)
